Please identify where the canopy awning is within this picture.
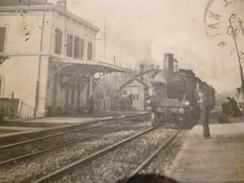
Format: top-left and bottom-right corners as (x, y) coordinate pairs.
(0, 52), (9, 65)
(51, 58), (131, 74)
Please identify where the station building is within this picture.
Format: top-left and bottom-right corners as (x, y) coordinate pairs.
(0, 0), (128, 118)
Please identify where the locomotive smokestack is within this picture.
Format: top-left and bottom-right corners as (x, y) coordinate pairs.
(164, 53), (174, 72)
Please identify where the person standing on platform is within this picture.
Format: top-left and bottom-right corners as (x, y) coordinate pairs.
(232, 97), (241, 117)
(227, 97), (234, 115)
(198, 91), (211, 139)
(88, 95), (95, 115)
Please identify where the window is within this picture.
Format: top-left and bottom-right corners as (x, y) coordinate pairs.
(74, 36), (80, 59)
(80, 39), (84, 60)
(133, 94), (139, 100)
(66, 34), (73, 57)
(0, 28), (6, 52)
(87, 42), (92, 60)
(54, 28), (62, 54)
(74, 37), (84, 60)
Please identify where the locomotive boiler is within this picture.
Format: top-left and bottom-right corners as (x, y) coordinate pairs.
(146, 54), (215, 128)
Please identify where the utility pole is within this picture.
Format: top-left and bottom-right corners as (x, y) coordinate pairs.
(104, 19), (106, 62)
(228, 14), (244, 98)
(94, 19), (106, 61)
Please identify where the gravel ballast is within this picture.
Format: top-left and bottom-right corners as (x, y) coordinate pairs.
(0, 122), (152, 182)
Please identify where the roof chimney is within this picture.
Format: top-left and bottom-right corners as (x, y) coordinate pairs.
(174, 59), (179, 72)
(163, 53), (174, 72)
(57, 0), (67, 10)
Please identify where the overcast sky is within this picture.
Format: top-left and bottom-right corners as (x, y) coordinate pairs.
(49, 0), (244, 95)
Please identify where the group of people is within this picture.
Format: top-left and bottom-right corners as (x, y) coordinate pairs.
(198, 94), (243, 139)
(222, 97), (241, 117)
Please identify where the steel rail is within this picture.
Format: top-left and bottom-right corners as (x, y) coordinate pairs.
(0, 120), (121, 150)
(0, 114), (150, 165)
(32, 125), (157, 183)
(0, 117), (112, 140)
(0, 126), (127, 166)
(0, 111), (151, 150)
(0, 113), (150, 143)
(121, 130), (182, 183)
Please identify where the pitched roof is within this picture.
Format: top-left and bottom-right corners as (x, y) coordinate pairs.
(135, 69), (185, 84)
(0, 0), (100, 32)
(119, 77), (148, 90)
(135, 68), (160, 78)
(0, 0), (52, 6)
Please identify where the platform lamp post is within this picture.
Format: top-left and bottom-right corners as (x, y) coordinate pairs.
(227, 14), (244, 98)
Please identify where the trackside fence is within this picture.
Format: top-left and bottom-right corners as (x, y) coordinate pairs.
(18, 100), (45, 118)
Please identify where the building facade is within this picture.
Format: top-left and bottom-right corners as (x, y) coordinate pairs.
(0, 0), (127, 117)
(118, 78), (148, 110)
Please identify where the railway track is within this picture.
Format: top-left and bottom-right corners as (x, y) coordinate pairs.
(0, 114), (154, 182)
(32, 126), (157, 183)
(120, 130), (182, 183)
(0, 125), (127, 166)
(0, 113), (150, 146)
(0, 114), (150, 164)
(28, 127), (185, 183)
(0, 121), (127, 162)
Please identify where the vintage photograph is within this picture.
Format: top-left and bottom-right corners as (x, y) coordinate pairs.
(0, 0), (244, 182)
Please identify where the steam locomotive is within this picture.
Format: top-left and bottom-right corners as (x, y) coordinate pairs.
(146, 54), (215, 128)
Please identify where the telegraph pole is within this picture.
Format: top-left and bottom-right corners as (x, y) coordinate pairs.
(228, 14), (244, 98)
(104, 19), (106, 62)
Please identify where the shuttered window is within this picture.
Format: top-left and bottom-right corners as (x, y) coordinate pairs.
(54, 28), (62, 54)
(80, 39), (84, 60)
(74, 37), (84, 60)
(66, 34), (73, 57)
(0, 28), (6, 52)
(87, 42), (92, 60)
(74, 36), (80, 59)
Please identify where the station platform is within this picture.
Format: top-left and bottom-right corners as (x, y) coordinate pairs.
(18, 116), (114, 124)
(164, 122), (244, 183)
(3, 111), (146, 124)
(0, 111), (149, 137)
